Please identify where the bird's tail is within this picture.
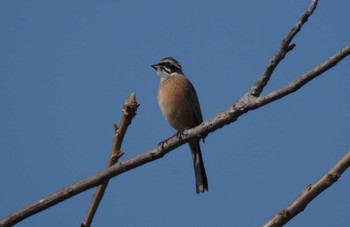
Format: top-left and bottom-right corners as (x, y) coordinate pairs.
(189, 140), (208, 193)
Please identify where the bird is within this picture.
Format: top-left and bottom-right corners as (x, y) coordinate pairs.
(151, 57), (208, 193)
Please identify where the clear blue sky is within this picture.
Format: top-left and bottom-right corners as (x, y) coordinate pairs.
(1, 1), (349, 226)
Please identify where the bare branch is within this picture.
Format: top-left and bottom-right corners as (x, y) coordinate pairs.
(1, 44), (349, 227)
(254, 45), (350, 106)
(249, 0), (318, 97)
(1, 1), (349, 226)
(81, 93), (139, 227)
(263, 151), (350, 227)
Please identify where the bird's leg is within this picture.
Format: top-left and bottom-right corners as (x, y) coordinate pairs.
(158, 140), (166, 150)
(175, 130), (184, 140)
(158, 130), (188, 150)
(158, 132), (179, 149)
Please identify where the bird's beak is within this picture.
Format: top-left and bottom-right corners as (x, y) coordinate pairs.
(151, 64), (159, 70)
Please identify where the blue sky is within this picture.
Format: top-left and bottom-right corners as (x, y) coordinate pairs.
(1, 1), (349, 226)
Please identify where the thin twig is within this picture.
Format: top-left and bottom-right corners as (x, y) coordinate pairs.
(249, 0), (318, 97)
(263, 151), (350, 227)
(1, 44), (349, 227)
(254, 45), (350, 106)
(81, 93), (139, 227)
(1, 1), (350, 225)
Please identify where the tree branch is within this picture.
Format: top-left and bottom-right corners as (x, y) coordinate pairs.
(1, 45), (349, 227)
(249, 0), (318, 97)
(254, 45), (350, 106)
(1, 0), (350, 225)
(263, 150), (350, 227)
(81, 93), (139, 227)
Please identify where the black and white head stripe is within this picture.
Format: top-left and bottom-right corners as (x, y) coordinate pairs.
(158, 57), (183, 74)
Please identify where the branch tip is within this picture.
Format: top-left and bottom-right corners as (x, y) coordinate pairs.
(251, 0), (318, 97)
